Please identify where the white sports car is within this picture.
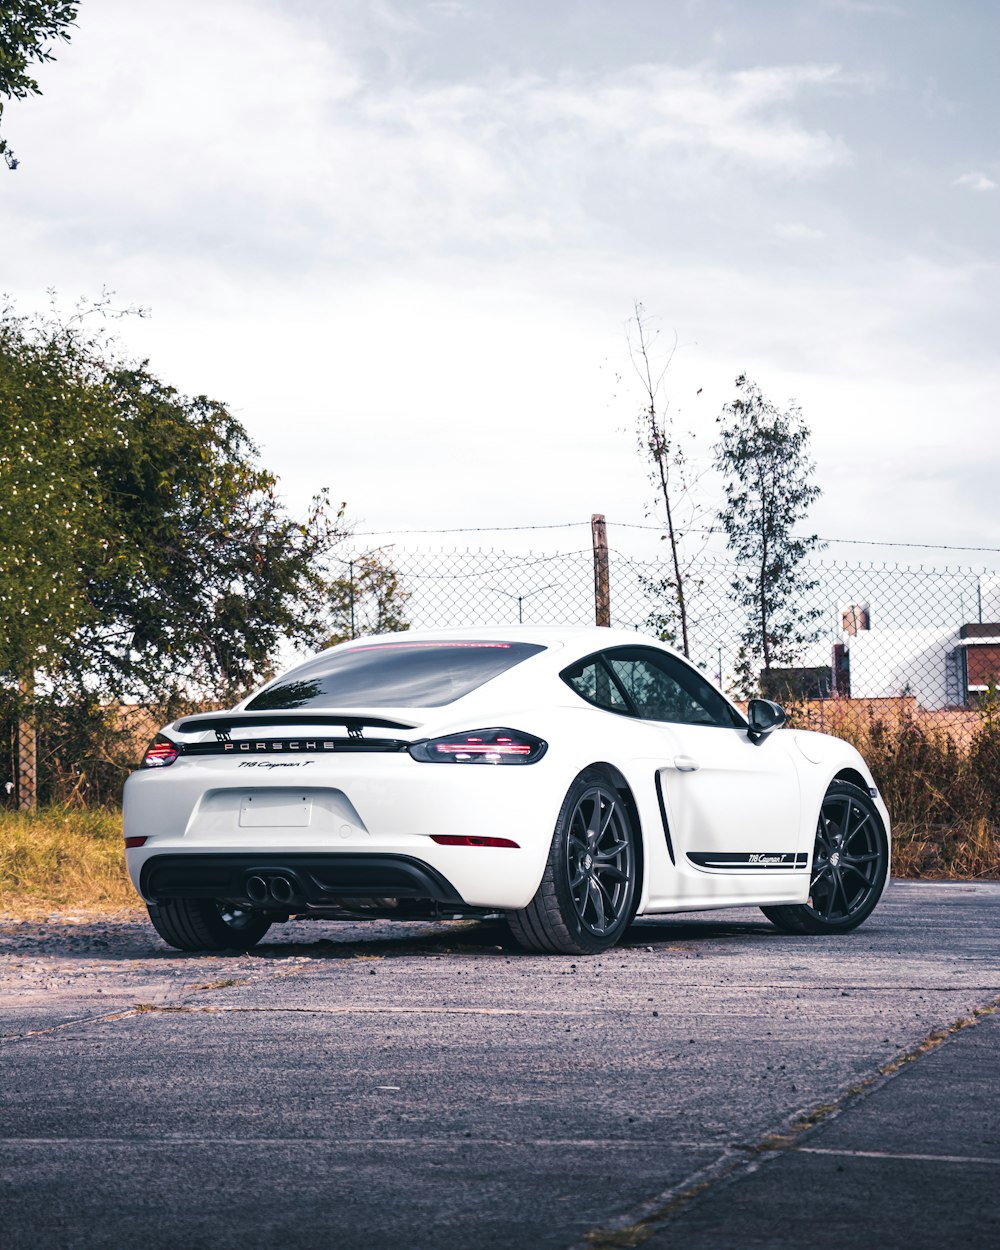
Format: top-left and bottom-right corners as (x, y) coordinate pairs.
(124, 627), (891, 955)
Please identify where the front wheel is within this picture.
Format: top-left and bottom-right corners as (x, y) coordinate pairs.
(147, 899), (272, 951)
(762, 780), (889, 935)
(507, 771), (639, 955)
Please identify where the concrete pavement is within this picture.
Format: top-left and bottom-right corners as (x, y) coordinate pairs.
(1, 880), (998, 1248)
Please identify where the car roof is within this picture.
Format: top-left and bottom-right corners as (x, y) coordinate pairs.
(327, 625), (678, 654)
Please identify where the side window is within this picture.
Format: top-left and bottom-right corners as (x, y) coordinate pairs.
(605, 648), (743, 728)
(561, 657), (630, 713)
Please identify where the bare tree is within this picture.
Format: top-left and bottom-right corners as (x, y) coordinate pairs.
(627, 301), (705, 656)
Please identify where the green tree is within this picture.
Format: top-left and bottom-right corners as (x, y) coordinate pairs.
(0, 298), (346, 707)
(0, 298), (109, 680)
(325, 550), (410, 647)
(714, 374), (823, 695)
(0, 2), (78, 169)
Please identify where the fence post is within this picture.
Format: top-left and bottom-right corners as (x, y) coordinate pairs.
(17, 677), (37, 811)
(591, 513), (611, 627)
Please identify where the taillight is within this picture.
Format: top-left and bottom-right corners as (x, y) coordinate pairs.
(141, 735), (179, 768)
(431, 835), (520, 848)
(408, 728), (547, 764)
(124, 836), (148, 848)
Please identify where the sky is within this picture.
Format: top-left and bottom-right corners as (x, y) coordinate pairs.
(2, 0), (998, 566)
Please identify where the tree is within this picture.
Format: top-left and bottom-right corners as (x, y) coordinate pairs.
(0, 297), (107, 680)
(714, 375), (823, 695)
(325, 550), (410, 647)
(627, 302), (703, 655)
(0, 297), (347, 708)
(0, 2), (78, 169)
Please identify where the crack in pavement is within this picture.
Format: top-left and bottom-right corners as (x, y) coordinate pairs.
(0, 1000), (553, 1041)
(572, 994), (1000, 1250)
(0, 1136), (722, 1149)
(5, 986), (993, 1041)
(0, 1009), (140, 1043)
(129, 1003), (556, 1016)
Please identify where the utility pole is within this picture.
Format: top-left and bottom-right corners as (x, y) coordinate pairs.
(591, 513), (611, 627)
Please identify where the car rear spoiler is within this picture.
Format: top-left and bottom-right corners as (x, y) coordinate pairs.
(172, 711), (420, 736)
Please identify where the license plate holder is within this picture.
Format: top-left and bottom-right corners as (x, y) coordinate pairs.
(238, 793), (312, 828)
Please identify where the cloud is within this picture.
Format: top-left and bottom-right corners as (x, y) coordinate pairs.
(954, 171), (998, 192)
(2, 0), (994, 562)
(0, 0), (859, 286)
(774, 222), (826, 240)
(521, 63), (855, 172)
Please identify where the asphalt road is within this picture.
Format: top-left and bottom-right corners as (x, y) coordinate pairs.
(1, 880), (998, 1249)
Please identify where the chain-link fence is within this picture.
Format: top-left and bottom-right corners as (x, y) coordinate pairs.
(338, 543), (1000, 739)
(8, 540), (1000, 808)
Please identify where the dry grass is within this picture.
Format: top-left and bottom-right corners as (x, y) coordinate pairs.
(891, 818), (1000, 878)
(0, 806), (137, 916)
(785, 698), (1000, 880)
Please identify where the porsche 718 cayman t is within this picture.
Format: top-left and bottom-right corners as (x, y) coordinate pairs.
(123, 627), (891, 954)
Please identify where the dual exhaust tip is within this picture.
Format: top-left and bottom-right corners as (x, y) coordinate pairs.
(246, 874), (296, 906)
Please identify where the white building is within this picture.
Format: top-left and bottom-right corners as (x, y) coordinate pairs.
(845, 626), (964, 709)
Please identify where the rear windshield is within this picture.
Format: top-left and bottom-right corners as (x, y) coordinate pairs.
(244, 640), (546, 710)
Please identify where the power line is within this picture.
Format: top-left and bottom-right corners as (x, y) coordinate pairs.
(350, 520), (1000, 555)
(814, 537), (1000, 554)
(351, 522), (586, 537)
(617, 524), (1000, 554)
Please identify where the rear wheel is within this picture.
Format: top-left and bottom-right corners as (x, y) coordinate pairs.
(507, 771), (638, 955)
(147, 899), (272, 951)
(762, 780), (888, 935)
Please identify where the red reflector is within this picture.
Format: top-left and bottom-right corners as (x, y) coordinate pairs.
(430, 835), (520, 849)
(124, 836), (148, 848)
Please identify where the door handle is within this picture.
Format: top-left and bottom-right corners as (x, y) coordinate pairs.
(673, 755), (700, 772)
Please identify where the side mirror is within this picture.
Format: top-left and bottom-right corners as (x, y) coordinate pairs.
(747, 698), (786, 741)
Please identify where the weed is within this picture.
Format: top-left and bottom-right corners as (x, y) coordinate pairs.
(787, 699), (1000, 878)
(0, 806), (134, 914)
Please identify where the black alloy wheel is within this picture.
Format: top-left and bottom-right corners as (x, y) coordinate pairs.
(762, 780), (889, 935)
(507, 770), (639, 954)
(146, 897), (273, 951)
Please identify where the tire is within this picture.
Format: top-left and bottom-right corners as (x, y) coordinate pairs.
(146, 899), (272, 951)
(506, 770), (639, 955)
(762, 780), (889, 935)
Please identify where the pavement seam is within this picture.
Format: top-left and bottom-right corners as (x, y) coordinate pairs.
(571, 993), (1000, 1250)
(793, 1146), (1000, 1166)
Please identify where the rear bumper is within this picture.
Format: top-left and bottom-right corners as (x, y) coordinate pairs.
(140, 852), (464, 908)
(122, 753), (573, 910)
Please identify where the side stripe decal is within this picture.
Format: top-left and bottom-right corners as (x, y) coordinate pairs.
(687, 852), (808, 871)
